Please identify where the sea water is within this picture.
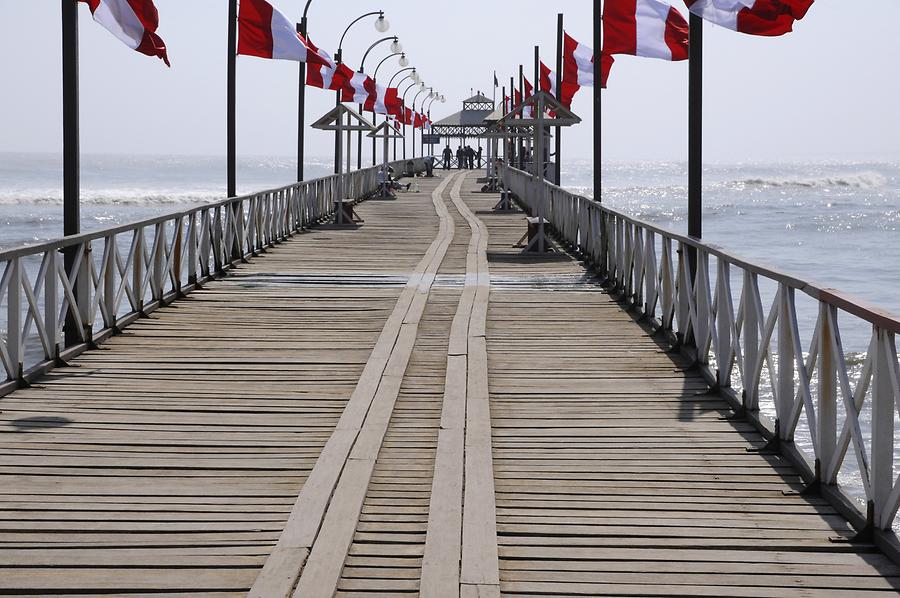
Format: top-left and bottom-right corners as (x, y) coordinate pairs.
(1, 152), (898, 520)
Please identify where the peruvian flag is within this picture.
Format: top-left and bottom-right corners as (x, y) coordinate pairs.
(413, 113), (425, 129)
(684, 0), (813, 36)
(558, 33), (614, 104)
(303, 36), (353, 91)
(539, 62), (555, 96)
(341, 72), (376, 105)
(308, 53), (354, 92)
(237, 0), (330, 64)
(520, 78), (535, 117)
(375, 87), (404, 117)
(77, 0), (169, 66)
(604, 0), (690, 61)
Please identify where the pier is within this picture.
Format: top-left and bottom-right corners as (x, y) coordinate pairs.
(1, 166), (900, 596)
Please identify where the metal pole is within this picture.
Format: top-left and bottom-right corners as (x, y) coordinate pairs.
(297, 15), (308, 182)
(227, 0), (237, 198)
(593, 1), (601, 204)
(334, 49), (342, 174)
(518, 65), (524, 169)
(688, 13), (703, 275)
(555, 13), (563, 185)
(534, 46), (543, 180)
(62, 0), (81, 347)
(509, 77), (515, 167)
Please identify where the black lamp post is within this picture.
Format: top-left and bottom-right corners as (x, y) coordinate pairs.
(390, 70), (417, 161)
(370, 52), (408, 165)
(296, 0), (314, 182)
(332, 10), (388, 173)
(401, 79), (421, 161)
(411, 86), (430, 159)
(357, 36), (401, 169)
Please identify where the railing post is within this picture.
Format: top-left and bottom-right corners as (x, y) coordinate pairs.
(213, 207), (223, 273)
(187, 213), (198, 286)
(715, 260), (731, 387)
(776, 284), (794, 441)
(871, 328), (896, 529)
(8, 257), (22, 380)
(45, 251), (59, 360)
(104, 237), (117, 328)
(816, 302), (837, 484)
(742, 271), (760, 411)
(133, 229), (144, 313)
(77, 242), (92, 343)
(152, 223), (166, 302)
(173, 217), (184, 294)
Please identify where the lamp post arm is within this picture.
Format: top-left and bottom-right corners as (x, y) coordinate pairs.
(302, 0), (314, 21)
(338, 11), (383, 55)
(388, 67), (415, 88)
(361, 36), (398, 71)
(401, 81), (418, 104)
(374, 52), (401, 79)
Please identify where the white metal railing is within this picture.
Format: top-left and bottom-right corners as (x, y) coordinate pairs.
(0, 159), (426, 395)
(504, 164), (900, 535)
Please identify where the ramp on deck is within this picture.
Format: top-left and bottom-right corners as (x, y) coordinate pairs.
(1, 171), (898, 597)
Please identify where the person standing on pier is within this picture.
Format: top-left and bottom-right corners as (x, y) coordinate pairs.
(476, 146), (483, 168)
(456, 146), (464, 169)
(442, 145), (452, 170)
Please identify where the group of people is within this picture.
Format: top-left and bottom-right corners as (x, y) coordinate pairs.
(441, 145), (482, 170)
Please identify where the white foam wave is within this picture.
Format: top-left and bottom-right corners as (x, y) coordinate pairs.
(0, 189), (223, 206)
(739, 172), (887, 189)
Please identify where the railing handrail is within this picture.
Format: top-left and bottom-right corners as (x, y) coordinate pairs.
(503, 163), (900, 540)
(0, 157), (427, 393)
(0, 167), (378, 261)
(507, 165), (900, 334)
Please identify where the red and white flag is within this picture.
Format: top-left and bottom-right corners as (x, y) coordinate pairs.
(604, 0), (690, 61)
(374, 87), (404, 117)
(539, 62), (555, 97)
(563, 32), (594, 89)
(684, 0), (813, 36)
(341, 72), (376, 105)
(559, 32), (614, 103)
(78, 0), (169, 66)
(307, 48), (354, 92)
(238, 0), (329, 64)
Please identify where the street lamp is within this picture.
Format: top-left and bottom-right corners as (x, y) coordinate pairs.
(370, 52), (409, 166)
(401, 80), (420, 161)
(357, 36), (401, 169)
(423, 92), (440, 158)
(332, 10), (387, 174)
(412, 86), (431, 159)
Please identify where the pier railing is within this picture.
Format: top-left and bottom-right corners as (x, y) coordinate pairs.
(0, 159), (426, 397)
(504, 164), (900, 538)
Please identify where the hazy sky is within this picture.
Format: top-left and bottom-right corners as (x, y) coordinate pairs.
(2, 1), (899, 163)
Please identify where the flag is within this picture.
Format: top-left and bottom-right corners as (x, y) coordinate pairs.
(604, 0), (690, 61)
(684, 0), (813, 36)
(341, 71), (376, 105)
(539, 62), (555, 96)
(237, 0), (330, 64)
(523, 78), (534, 118)
(599, 53), (615, 89)
(306, 40), (354, 91)
(78, 0), (169, 66)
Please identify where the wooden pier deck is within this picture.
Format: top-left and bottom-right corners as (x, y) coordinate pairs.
(2, 171), (899, 596)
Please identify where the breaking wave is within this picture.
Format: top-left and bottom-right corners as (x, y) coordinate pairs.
(0, 189), (223, 206)
(738, 172), (887, 189)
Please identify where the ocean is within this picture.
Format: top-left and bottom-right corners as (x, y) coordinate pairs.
(1, 152), (898, 519)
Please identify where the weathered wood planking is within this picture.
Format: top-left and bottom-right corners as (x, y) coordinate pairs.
(465, 189), (900, 597)
(0, 177), (446, 596)
(2, 169), (900, 597)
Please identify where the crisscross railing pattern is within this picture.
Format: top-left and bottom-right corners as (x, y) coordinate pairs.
(503, 164), (900, 534)
(0, 159), (425, 396)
